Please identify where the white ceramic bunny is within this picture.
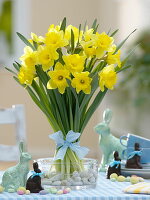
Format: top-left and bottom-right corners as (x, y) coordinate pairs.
(2, 142), (32, 192)
(94, 108), (126, 172)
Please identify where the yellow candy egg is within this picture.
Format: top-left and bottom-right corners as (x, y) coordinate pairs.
(130, 176), (139, 184)
(26, 190), (30, 195)
(110, 173), (118, 179)
(117, 175), (126, 182)
(0, 186), (4, 193)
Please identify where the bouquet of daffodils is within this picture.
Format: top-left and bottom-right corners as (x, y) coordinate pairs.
(7, 18), (134, 175)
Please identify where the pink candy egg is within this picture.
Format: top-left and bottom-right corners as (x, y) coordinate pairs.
(17, 190), (24, 195)
(63, 189), (68, 194)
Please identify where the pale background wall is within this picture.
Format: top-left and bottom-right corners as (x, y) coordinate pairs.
(0, 0), (149, 162)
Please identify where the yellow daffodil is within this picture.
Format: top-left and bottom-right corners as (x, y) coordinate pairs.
(47, 62), (70, 94)
(99, 64), (117, 92)
(48, 24), (60, 32)
(65, 25), (83, 44)
(19, 46), (37, 67)
(106, 50), (121, 68)
(45, 29), (68, 49)
(71, 72), (92, 94)
(18, 65), (36, 85)
(37, 46), (59, 71)
(95, 32), (114, 51)
(94, 32), (114, 59)
(83, 27), (95, 42)
(63, 54), (85, 74)
(81, 40), (96, 58)
(29, 32), (45, 45)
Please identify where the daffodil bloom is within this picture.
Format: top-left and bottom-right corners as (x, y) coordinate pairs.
(65, 25), (83, 44)
(81, 40), (96, 58)
(99, 64), (117, 92)
(95, 32), (114, 51)
(71, 72), (92, 94)
(20, 46), (37, 67)
(37, 46), (59, 71)
(63, 54), (86, 74)
(18, 65), (36, 85)
(28, 32), (45, 45)
(48, 24), (60, 32)
(106, 50), (121, 68)
(83, 27), (95, 42)
(45, 29), (68, 49)
(94, 32), (114, 59)
(47, 62), (70, 94)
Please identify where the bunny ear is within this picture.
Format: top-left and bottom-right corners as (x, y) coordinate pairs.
(103, 108), (113, 124)
(19, 141), (25, 153)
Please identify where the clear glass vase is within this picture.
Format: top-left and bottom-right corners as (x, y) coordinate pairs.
(36, 157), (98, 190)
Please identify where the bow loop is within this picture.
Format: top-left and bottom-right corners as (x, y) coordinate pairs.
(49, 130), (89, 160)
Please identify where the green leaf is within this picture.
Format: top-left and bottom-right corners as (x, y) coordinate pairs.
(33, 41), (38, 50)
(83, 20), (87, 32)
(71, 29), (75, 53)
(66, 88), (74, 130)
(77, 24), (81, 45)
(107, 28), (111, 35)
(5, 67), (17, 75)
(110, 29), (119, 37)
(93, 24), (99, 34)
(113, 29), (137, 54)
(60, 17), (66, 32)
(80, 89), (107, 133)
(16, 32), (35, 50)
(117, 65), (132, 73)
(121, 44), (139, 67)
(13, 63), (20, 71)
(91, 19), (97, 29)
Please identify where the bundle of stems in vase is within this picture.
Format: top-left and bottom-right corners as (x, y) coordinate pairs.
(7, 18), (135, 176)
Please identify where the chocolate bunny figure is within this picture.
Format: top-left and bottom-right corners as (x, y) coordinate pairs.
(107, 151), (121, 179)
(125, 143), (142, 169)
(26, 162), (44, 193)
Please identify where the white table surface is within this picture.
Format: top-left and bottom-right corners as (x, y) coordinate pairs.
(0, 171), (150, 200)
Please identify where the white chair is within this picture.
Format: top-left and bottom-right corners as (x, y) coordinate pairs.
(0, 105), (26, 161)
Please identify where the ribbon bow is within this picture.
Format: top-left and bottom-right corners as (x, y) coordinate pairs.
(31, 171), (44, 178)
(109, 160), (121, 168)
(49, 130), (89, 160)
(128, 150), (142, 160)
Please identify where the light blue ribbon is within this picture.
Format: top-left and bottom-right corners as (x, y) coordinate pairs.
(49, 130), (89, 160)
(128, 150), (142, 159)
(109, 160), (121, 168)
(31, 171), (44, 178)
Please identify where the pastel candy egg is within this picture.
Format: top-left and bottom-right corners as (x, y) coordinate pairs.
(17, 190), (24, 195)
(8, 189), (15, 193)
(125, 176), (131, 182)
(130, 176), (139, 184)
(139, 177), (144, 182)
(17, 187), (26, 193)
(117, 175), (126, 182)
(65, 187), (71, 193)
(50, 187), (57, 194)
(110, 178), (116, 182)
(0, 186), (4, 193)
(39, 190), (49, 195)
(110, 173), (118, 179)
(63, 189), (68, 194)
(26, 190), (30, 195)
(57, 190), (63, 195)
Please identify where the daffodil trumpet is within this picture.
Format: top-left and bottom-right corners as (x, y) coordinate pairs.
(8, 18), (135, 176)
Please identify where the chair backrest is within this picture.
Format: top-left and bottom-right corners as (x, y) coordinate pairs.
(0, 105), (26, 161)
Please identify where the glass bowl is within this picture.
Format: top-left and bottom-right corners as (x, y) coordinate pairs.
(36, 157), (98, 190)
